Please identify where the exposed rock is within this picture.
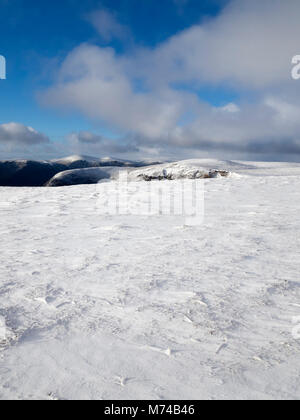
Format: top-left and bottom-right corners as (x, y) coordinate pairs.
(129, 161), (230, 182)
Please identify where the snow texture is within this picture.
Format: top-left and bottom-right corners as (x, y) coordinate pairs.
(0, 160), (300, 400)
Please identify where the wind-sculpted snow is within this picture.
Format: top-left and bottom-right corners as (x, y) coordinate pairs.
(0, 161), (300, 399)
(46, 167), (118, 187)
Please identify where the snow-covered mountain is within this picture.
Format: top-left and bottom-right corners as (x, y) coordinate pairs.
(2, 156), (300, 187)
(49, 158), (296, 187)
(52, 155), (141, 169)
(0, 155), (158, 187)
(0, 160), (66, 187)
(46, 160), (231, 187)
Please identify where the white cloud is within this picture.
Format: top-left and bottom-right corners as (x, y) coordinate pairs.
(87, 9), (130, 42)
(144, 0), (300, 89)
(67, 131), (138, 156)
(218, 103), (240, 113)
(42, 45), (188, 139)
(74, 131), (104, 144)
(0, 122), (49, 145)
(40, 0), (300, 160)
(0, 122), (53, 160)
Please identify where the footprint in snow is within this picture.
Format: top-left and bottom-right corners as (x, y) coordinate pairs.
(115, 376), (135, 387)
(143, 345), (174, 357)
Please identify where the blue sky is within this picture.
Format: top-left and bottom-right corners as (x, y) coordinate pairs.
(1, 0), (300, 161)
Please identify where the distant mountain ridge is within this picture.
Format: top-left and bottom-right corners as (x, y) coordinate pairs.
(0, 155), (158, 187)
(0, 160), (65, 187)
(52, 155), (140, 169)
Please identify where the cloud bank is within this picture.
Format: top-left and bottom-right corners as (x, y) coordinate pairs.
(40, 0), (300, 161)
(0, 122), (49, 145)
(67, 131), (138, 156)
(0, 123), (52, 158)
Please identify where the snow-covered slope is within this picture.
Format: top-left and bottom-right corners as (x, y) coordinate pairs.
(46, 167), (119, 187)
(46, 160), (231, 187)
(128, 159), (300, 180)
(47, 159), (300, 187)
(0, 161), (300, 400)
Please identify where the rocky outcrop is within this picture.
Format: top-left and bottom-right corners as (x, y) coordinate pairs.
(128, 162), (230, 182)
